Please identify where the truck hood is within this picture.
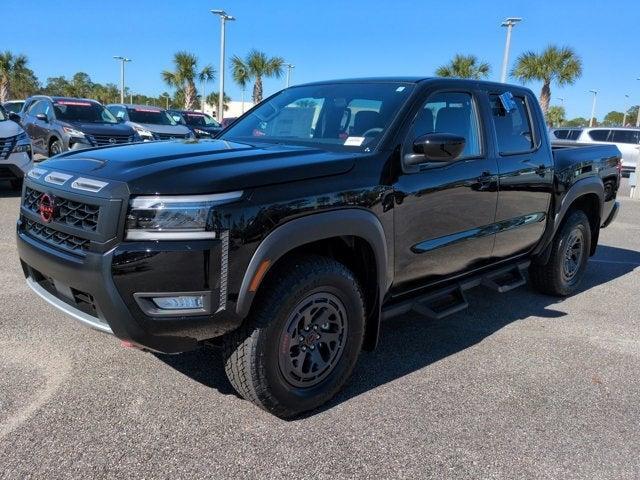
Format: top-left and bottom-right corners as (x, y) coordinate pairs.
(0, 119), (23, 137)
(41, 139), (356, 194)
(65, 121), (134, 136)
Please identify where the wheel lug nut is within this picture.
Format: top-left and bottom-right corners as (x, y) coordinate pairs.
(313, 325), (318, 331)
(301, 346), (307, 351)
(310, 345), (315, 350)
(298, 336), (304, 342)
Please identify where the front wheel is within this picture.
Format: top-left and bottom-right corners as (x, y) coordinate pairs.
(223, 255), (365, 418)
(530, 210), (591, 296)
(49, 139), (63, 157)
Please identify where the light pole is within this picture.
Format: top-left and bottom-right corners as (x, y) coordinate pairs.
(636, 78), (640, 127)
(162, 93), (170, 110)
(623, 94), (630, 126)
(211, 9), (235, 121)
(285, 63), (295, 88)
(589, 90), (598, 127)
(500, 17), (522, 83)
(113, 56), (131, 103)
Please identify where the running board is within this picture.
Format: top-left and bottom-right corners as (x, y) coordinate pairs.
(382, 260), (530, 321)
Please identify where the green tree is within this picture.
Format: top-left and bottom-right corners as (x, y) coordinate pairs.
(564, 117), (588, 127)
(435, 54), (490, 79)
(0, 51), (35, 102)
(603, 111), (624, 126)
(546, 105), (566, 127)
(161, 51), (200, 110)
(512, 45), (582, 115)
(231, 50), (284, 104)
(206, 92), (231, 117)
(198, 65), (216, 111)
(626, 105), (639, 126)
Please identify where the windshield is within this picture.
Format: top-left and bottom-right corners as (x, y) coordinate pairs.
(54, 100), (117, 124)
(128, 107), (177, 125)
(183, 112), (220, 127)
(0, 107), (6, 121)
(220, 82), (415, 150)
(4, 102), (23, 113)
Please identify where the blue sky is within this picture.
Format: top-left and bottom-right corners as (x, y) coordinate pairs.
(4, 0), (639, 119)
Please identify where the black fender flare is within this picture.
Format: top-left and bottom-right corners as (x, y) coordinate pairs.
(534, 176), (604, 263)
(235, 209), (391, 347)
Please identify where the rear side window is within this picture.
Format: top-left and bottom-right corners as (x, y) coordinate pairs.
(610, 129), (640, 144)
(588, 129), (610, 142)
(490, 94), (534, 154)
(553, 129), (568, 139)
(568, 129), (582, 140)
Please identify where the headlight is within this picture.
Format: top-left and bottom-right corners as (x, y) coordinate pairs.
(62, 126), (85, 137)
(132, 124), (155, 139)
(125, 191), (243, 241)
(12, 131), (31, 154)
(194, 128), (211, 137)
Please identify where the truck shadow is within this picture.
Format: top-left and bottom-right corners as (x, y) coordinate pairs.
(155, 244), (640, 417)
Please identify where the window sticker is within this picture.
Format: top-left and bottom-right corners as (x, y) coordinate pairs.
(499, 91), (517, 113)
(396, 86), (406, 92)
(55, 100), (92, 107)
(134, 107), (161, 112)
(344, 136), (365, 146)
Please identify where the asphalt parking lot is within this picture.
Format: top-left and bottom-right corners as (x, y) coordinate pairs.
(1, 183), (639, 479)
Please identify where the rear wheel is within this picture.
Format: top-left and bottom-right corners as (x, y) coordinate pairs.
(223, 255), (365, 418)
(49, 139), (62, 157)
(10, 178), (22, 190)
(530, 210), (591, 296)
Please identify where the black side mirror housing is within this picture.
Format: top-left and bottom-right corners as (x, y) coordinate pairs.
(405, 133), (466, 166)
(36, 113), (48, 122)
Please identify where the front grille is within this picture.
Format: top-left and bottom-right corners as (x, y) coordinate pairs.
(0, 135), (17, 159)
(86, 134), (134, 146)
(23, 217), (90, 252)
(23, 187), (100, 232)
(154, 132), (188, 140)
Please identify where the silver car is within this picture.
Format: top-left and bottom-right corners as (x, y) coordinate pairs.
(106, 104), (194, 141)
(550, 127), (639, 176)
(0, 105), (32, 189)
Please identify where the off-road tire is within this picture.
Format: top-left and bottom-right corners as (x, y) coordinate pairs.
(530, 210), (591, 296)
(223, 255), (365, 418)
(49, 138), (62, 157)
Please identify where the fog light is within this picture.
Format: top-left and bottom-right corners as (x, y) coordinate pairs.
(152, 295), (204, 310)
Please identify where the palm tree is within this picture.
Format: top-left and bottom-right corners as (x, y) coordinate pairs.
(511, 45), (582, 115)
(206, 92), (231, 118)
(162, 51), (200, 110)
(198, 65), (216, 111)
(0, 51), (33, 102)
(231, 50), (284, 104)
(435, 54), (490, 80)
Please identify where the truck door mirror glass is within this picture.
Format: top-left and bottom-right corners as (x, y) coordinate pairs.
(405, 133), (466, 166)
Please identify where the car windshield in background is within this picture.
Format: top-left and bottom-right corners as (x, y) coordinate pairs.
(4, 102), (23, 113)
(128, 107), (176, 125)
(54, 100), (117, 123)
(0, 108), (6, 121)
(220, 82), (415, 151)
(183, 112), (220, 127)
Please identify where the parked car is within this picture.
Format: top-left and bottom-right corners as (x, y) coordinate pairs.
(106, 104), (193, 141)
(0, 104), (32, 189)
(2, 100), (25, 114)
(220, 116), (237, 129)
(551, 126), (639, 176)
(17, 78), (620, 417)
(168, 109), (223, 138)
(21, 96), (138, 157)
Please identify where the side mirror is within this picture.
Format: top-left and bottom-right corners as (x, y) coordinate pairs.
(36, 113), (48, 122)
(405, 133), (466, 166)
(8, 112), (21, 123)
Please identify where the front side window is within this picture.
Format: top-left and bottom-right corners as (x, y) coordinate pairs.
(127, 107), (177, 125)
(53, 100), (117, 124)
(588, 129), (610, 142)
(568, 129), (582, 140)
(27, 100), (44, 116)
(490, 94), (534, 154)
(409, 91), (482, 158)
(108, 105), (127, 120)
(610, 129), (640, 144)
(220, 82), (415, 151)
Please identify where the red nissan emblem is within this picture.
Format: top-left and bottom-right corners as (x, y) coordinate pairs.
(39, 193), (56, 223)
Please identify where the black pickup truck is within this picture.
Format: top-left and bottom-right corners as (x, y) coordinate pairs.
(16, 78), (621, 417)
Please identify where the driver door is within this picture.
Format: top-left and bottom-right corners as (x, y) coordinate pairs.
(393, 89), (499, 290)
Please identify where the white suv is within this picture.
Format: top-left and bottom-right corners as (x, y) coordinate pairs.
(0, 106), (33, 189)
(550, 127), (639, 176)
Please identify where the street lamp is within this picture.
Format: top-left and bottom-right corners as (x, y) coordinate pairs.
(285, 63), (295, 88)
(623, 94), (630, 126)
(500, 17), (522, 83)
(161, 93), (170, 110)
(589, 90), (598, 127)
(113, 56), (131, 104)
(211, 9), (235, 122)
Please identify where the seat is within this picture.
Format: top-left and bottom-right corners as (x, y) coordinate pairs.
(351, 110), (381, 136)
(435, 107), (470, 137)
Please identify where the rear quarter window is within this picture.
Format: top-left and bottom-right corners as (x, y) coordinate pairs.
(610, 129), (640, 144)
(588, 130), (610, 142)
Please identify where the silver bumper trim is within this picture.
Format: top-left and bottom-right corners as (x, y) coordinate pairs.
(26, 277), (113, 334)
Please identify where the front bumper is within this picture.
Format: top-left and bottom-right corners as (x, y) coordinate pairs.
(0, 151), (32, 179)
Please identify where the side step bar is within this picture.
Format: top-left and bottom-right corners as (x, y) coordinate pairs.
(382, 261), (530, 321)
